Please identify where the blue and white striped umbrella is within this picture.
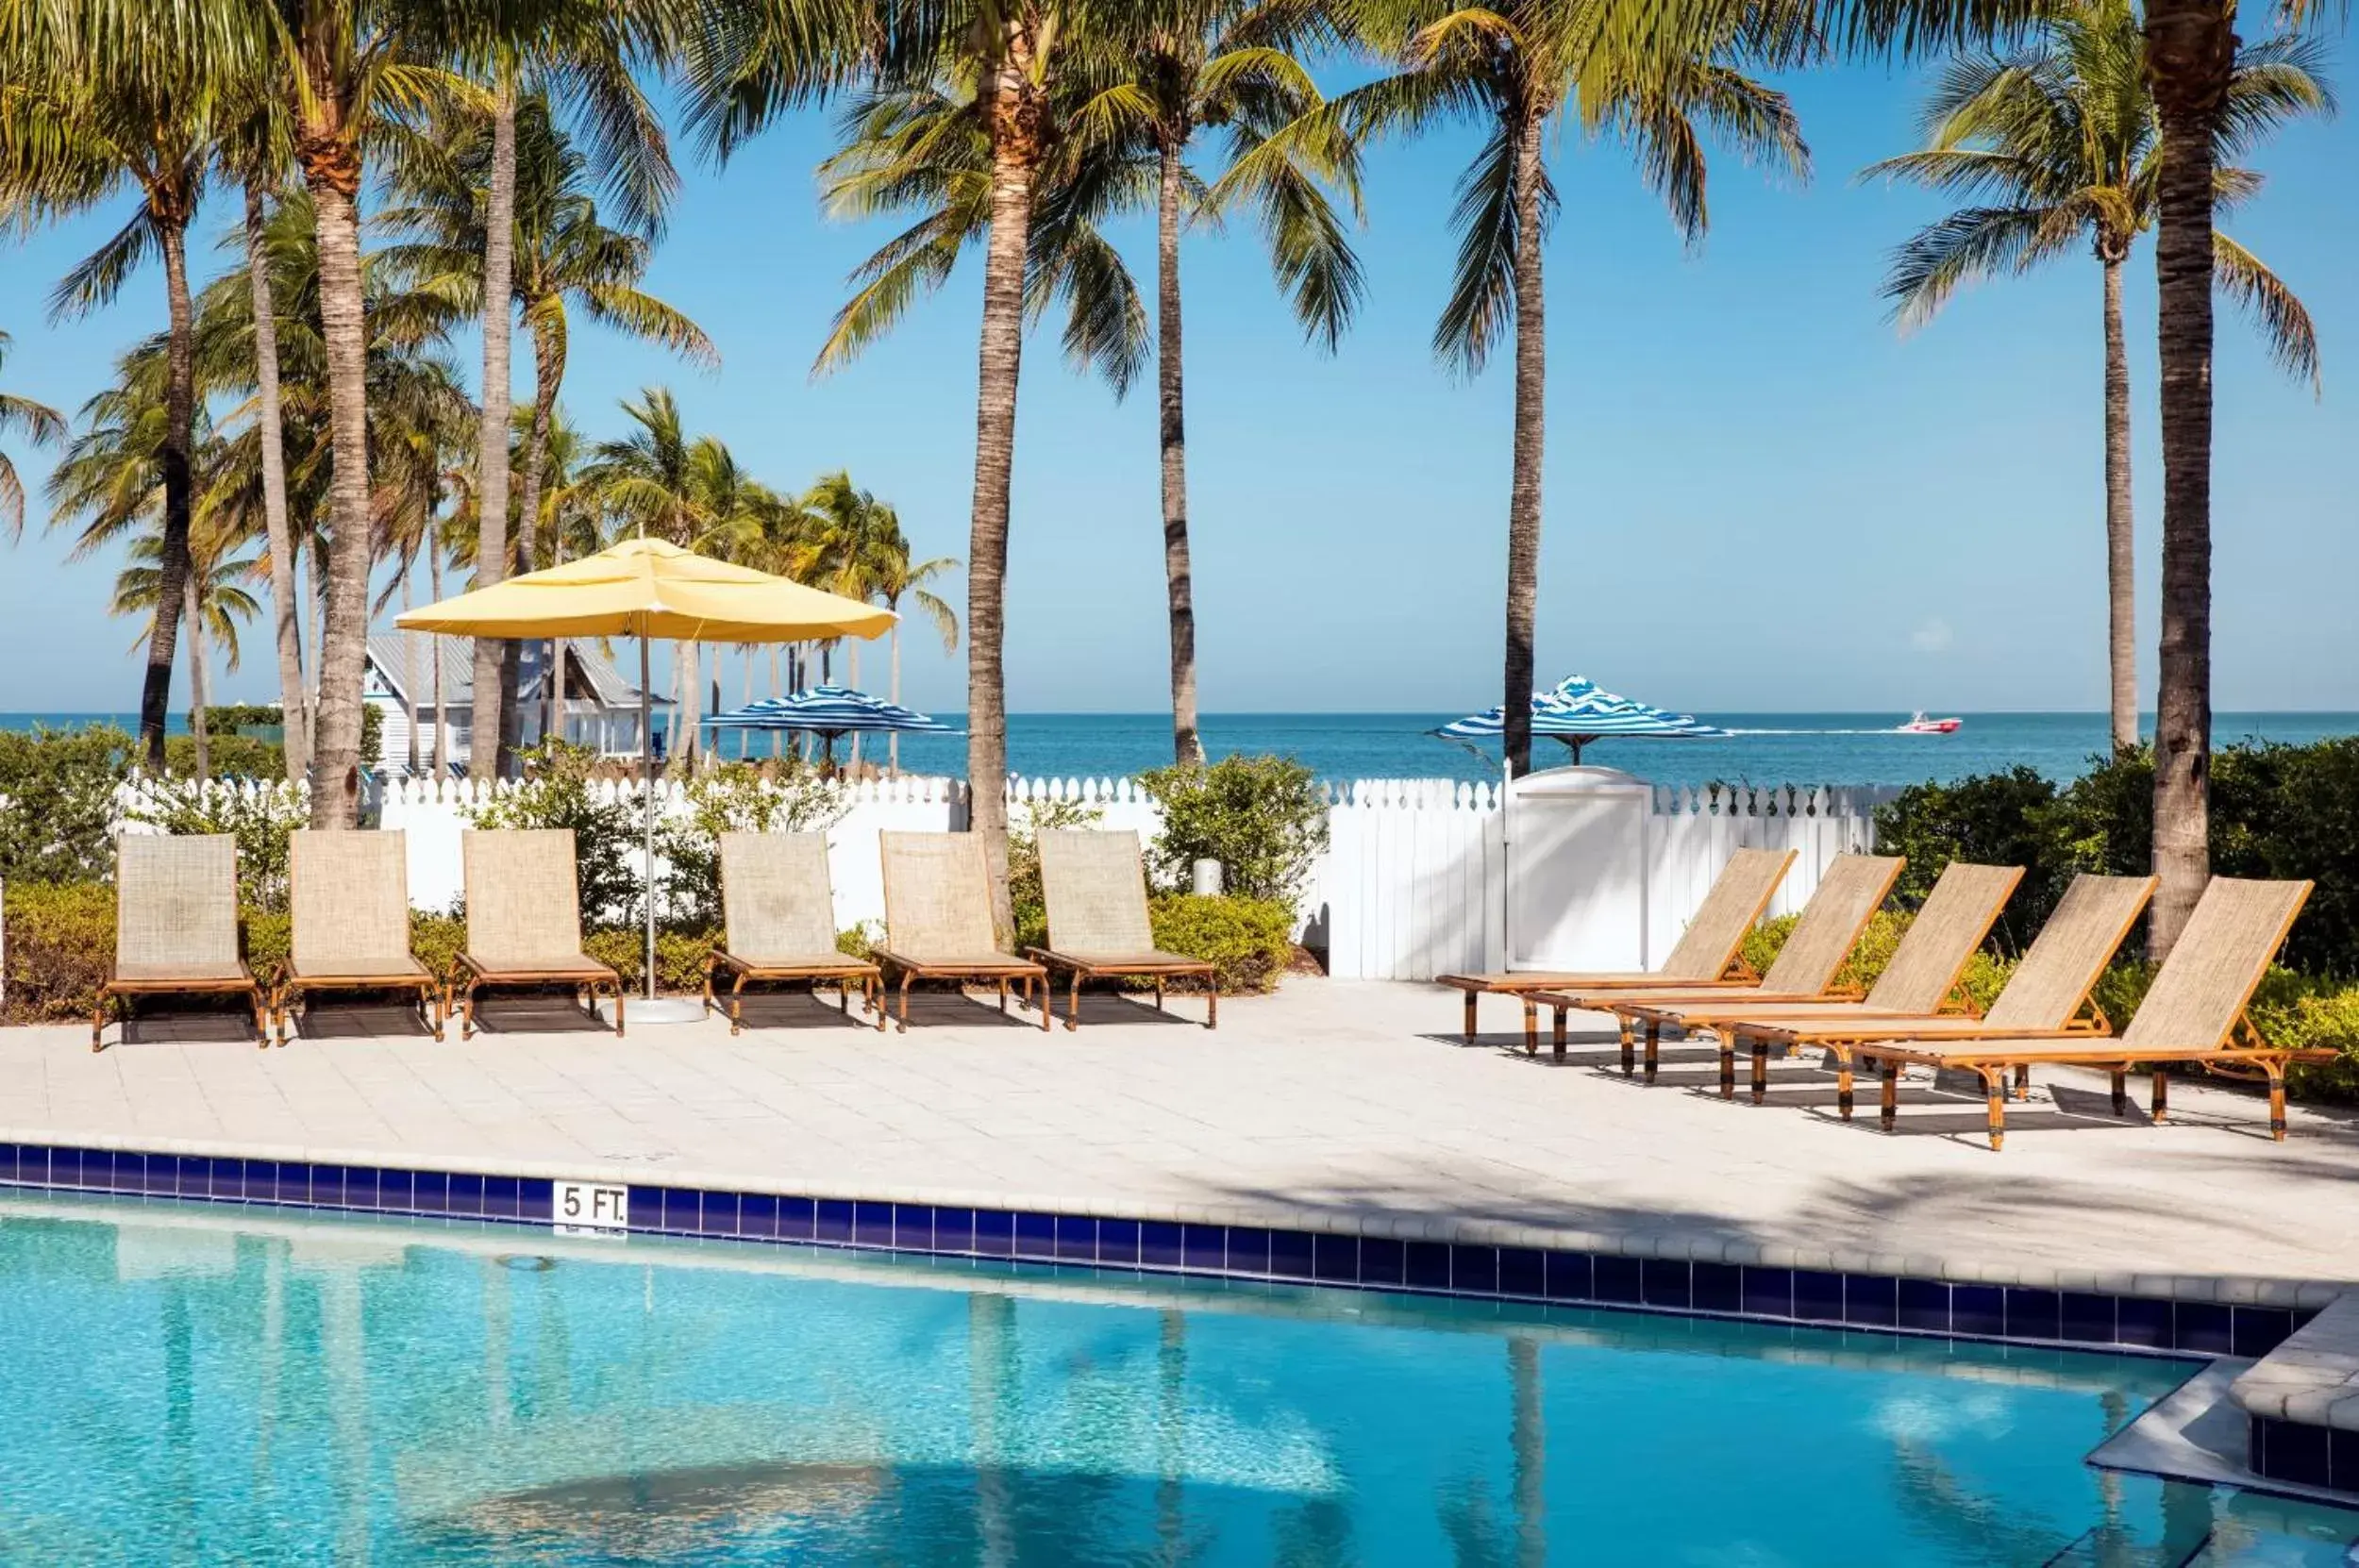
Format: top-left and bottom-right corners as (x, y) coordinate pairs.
(1435, 675), (1729, 763)
(702, 685), (954, 737)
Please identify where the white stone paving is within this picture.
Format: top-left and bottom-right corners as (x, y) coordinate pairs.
(8, 979), (2358, 1303)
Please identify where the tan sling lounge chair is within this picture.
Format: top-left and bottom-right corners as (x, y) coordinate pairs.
(1822, 876), (2325, 1150)
(1025, 829), (1217, 1030)
(94, 834), (270, 1051)
(452, 829), (625, 1039)
(1436, 846), (1798, 1052)
(1712, 872), (2156, 1115)
(874, 831), (1047, 1032)
(703, 831), (881, 1034)
(276, 829), (443, 1044)
(1526, 852), (1906, 1060)
(1602, 859), (2027, 1093)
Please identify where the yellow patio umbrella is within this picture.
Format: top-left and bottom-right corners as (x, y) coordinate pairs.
(397, 536), (895, 1009)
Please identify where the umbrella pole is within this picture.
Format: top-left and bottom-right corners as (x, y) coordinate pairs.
(643, 636), (657, 1002)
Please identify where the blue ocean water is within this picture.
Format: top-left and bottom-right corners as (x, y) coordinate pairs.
(3, 1193), (2351, 1565)
(14, 709), (2358, 787)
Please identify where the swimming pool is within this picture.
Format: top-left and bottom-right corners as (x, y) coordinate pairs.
(1, 1193), (2350, 1565)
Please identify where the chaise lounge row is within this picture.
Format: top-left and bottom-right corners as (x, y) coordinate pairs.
(93, 826), (1216, 1048)
(1440, 849), (2330, 1150)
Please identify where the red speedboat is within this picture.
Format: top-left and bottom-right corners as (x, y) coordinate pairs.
(1897, 711), (1963, 734)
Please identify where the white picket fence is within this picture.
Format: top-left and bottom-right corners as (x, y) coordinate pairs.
(105, 773), (1893, 982)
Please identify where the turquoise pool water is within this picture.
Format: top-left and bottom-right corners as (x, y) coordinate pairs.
(2, 1193), (2351, 1566)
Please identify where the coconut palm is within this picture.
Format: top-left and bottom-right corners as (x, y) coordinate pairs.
(1866, 0), (2328, 756)
(867, 528), (960, 776)
(110, 516), (264, 784)
(690, 0), (1161, 928)
(795, 472), (959, 770)
(1331, 0), (1811, 776)
(1079, 0), (1365, 764)
(0, 4), (231, 769)
(0, 332), (66, 538)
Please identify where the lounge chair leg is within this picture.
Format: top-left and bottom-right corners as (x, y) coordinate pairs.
(1718, 1037), (1735, 1099)
(92, 992), (108, 1053)
(1983, 1071), (2006, 1151)
(731, 972), (749, 1037)
(460, 982), (478, 1042)
(870, 976), (885, 1032)
(2150, 1069), (2169, 1125)
(1463, 990), (1478, 1044)
(1206, 987), (1217, 1030)
(1750, 1042), (1769, 1106)
(2267, 1063), (2287, 1140)
(612, 986), (626, 1038)
(1552, 1007), (1566, 1062)
(1039, 977), (1052, 1032)
(1522, 997), (1537, 1058)
(702, 960), (717, 1019)
(1880, 1061), (1899, 1130)
(898, 975), (912, 1033)
(2013, 1062), (2031, 1101)
(1835, 1054), (1854, 1121)
(997, 977), (1009, 1013)
(1068, 972), (1082, 1032)
(1643, 1021), (1661, 1085)
(1619, 1014), (1635, 1076)
(1153, 978), (1164, 1013)
(2110, 1070), (2127, 1117)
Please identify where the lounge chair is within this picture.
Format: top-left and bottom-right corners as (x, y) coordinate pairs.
(1436, 846), (1798, 1052)
(1825, 876), (2326, 1150)
(1713, 872), (2156, 1115)
(703, 831), (882, 1034)
(1024, 829), (1217, 1030)
(874, 831), (1048, 1032)
(276, 830), (443, 1045)
(1523, 852), (1905, 1061)
(452, 829), (625, 1039)
(93, 834), (270, 1052)
(1601, 859), (2026, 1094)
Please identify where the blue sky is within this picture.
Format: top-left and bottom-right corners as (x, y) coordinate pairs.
(0, 45), (2351, 717)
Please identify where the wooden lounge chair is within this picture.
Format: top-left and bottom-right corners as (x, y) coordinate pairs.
(1024, 829), (1217, 1030)
(1526, 852), (1906, 1061)
(1716, 872), (2156, 1115)
(93, 834), (270, 1052)
(703, 831), (881, 1034)
(1435, 846), (1798, 1053)
(1825, 876), (2326, 1150)
(276, 830), (443, 1045)
(1603, 859), (2026, 1093)
(873, 831), (1048, 1032)
(452, 829), (624, 1039)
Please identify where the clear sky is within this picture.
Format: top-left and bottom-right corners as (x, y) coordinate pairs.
(0, 44), (2351, 718)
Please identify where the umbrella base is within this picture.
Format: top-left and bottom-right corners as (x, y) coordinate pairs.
(598, 996), (707, 1027)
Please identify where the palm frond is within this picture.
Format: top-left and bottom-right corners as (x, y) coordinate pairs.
(2214, 230), (2321, 394)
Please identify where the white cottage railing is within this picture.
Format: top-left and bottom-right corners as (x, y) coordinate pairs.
(95, 773), (1892, 982)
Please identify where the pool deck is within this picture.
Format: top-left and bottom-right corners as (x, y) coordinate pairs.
(8, 978), (2357, 1303)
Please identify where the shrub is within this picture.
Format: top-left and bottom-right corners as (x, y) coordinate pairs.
(1146, 894), (1297, 994)
(0, 726), (128, 885)
(466, 742), (644, 925)
(2, 882), (117, 1022)
(165, 734), (288, 780)
(1872, 769), (2077, 952)
(655, 759), (847, 928)
(1007, 797), (1103, 951)
(1737, 908), (2006, 1009)
(411, 911), (466, 979)
(122, 780), (310, 912)
(583, 926), (717, 993)
(1139, 754), (1329, 909)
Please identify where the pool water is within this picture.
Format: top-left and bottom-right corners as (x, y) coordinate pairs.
(2, 1194), (2352, 1566)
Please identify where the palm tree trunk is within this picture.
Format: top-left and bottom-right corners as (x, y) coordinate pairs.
(184, 575), (210, 784)
(847, 642), (862, 770)
(304, 162), (376, 829)
(678, 642), (701, 774)
(141, 218), (199, 775)
(2143, 0), (2234, 959)
(427, 526), (444, 778)
(2101, 254), (2137, 754)
(968, 46), (1044, 938)
(888, 621), (901, 775)
(513, 319), (562, 745)
(1501, 108), (1548, 779)
(245, 181), (310, 784)
(1156, 138), (1205, 768)
(472, 74), (519, 781)
(403, 575), (421, 777)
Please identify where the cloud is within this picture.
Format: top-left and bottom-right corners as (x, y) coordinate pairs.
(1909, 618), (1954, 654)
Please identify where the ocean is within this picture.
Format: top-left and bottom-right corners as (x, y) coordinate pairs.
(13, 709), (2358, 789)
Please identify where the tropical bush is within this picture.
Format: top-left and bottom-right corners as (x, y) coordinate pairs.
(1738, 908), (2008, 1010)
(1138, 754), (1329, 909)
(464, 742), (644, 925)
(0, 726), (127, 885)
(1007, 796), (1103, 951)
(1147, 894), (1297, 995)
(123, 782), (310, 912)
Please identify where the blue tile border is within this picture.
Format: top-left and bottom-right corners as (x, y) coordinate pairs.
(0, 1138), (2317, 1361)
(2250, 1414), (2359, 1493)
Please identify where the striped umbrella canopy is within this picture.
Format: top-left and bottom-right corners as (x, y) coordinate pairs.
(703, 686), (954, 738)
(1435, 675), (1729, 764)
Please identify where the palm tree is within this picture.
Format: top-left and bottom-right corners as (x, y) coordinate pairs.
(795, 472), (959, 770)
(867, 529), (960, 776)
(0, 5), (229, 769)
(0, 332), (66, 537)
(110, 515), (263, 784)
(1082, 0), (1366, 764)
(1333, 0), (1811, 776)
(582, 388), (789, 771)
(1865, 0), (2328, 756)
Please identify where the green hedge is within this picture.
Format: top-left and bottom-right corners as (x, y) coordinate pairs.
(1147, 894), (1297, 995)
